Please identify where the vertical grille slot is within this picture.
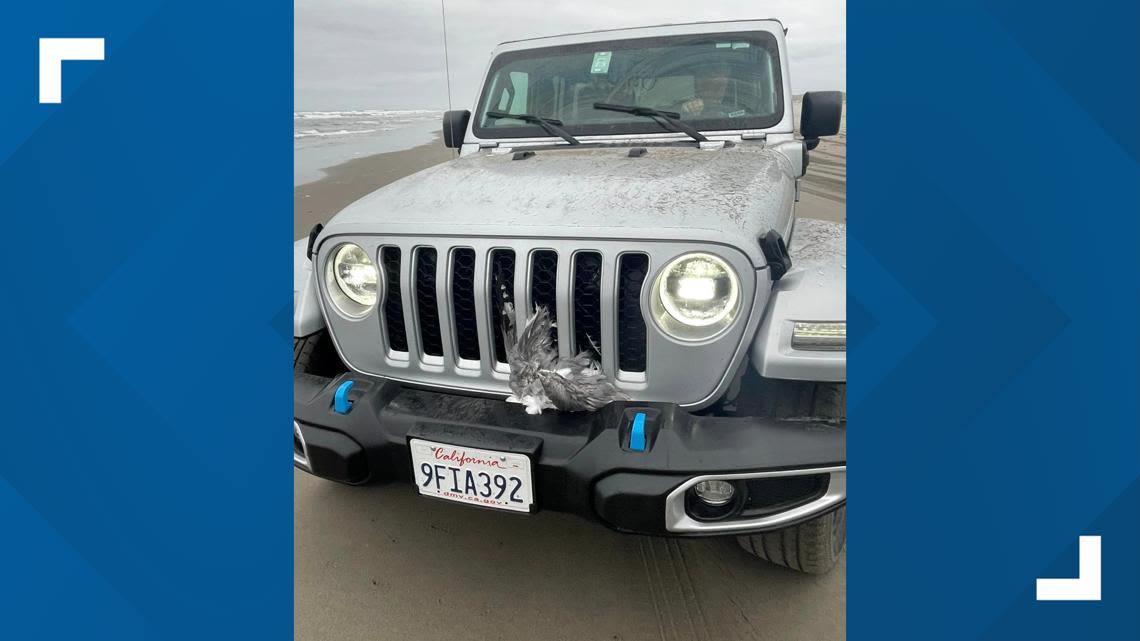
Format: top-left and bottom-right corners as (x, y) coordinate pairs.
(617, 253), (649, 372)
(451, 248), (480, 361)
(380, 247), (408, 353)
(572, 251), (602, 360)
(489, 249), (516, 364)
(530, 250), (559, 351)
(415, 248), (444, 357)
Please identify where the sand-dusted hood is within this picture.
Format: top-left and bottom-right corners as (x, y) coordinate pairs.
(321, 143), (797, 267)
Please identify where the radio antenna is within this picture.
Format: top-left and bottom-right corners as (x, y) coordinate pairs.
(440, 0), (458, 156)
(440, 0), (454, 111)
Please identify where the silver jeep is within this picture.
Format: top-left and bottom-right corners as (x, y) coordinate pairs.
(294, 19), (846, 574)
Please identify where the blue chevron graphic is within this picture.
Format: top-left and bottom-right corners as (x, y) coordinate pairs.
(846, 236), (935, 409)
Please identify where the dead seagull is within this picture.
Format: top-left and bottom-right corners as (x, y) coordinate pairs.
(502, 303), (628, 414)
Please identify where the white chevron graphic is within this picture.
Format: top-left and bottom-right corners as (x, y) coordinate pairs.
(39, 38), (104, 104)
(1036, 536), (1101, 601)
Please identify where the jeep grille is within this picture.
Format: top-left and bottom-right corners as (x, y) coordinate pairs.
(379, 244), (649, 373)
(318, 236), (760, 409)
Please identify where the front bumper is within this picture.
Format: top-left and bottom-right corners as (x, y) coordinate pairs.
(294, 371), (846, 537)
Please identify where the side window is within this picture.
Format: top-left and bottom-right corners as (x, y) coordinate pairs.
(758, 49), (776, 114)
(507, 71), (528, 114)
(488, 71), (530, 122)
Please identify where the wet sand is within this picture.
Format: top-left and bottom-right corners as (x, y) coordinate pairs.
(294, 140), (456, 241)
(295, 470), (845, 641)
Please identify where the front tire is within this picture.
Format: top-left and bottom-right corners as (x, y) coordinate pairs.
(293, 330), (347, 377)
(725, 372), (846, 422)
(736, 506), (846, 574)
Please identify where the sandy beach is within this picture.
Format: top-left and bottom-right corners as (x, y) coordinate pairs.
(294, 139), (455, 241)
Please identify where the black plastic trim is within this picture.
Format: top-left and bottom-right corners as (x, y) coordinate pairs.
(296, 423), (370, 484)
(306, 223), (323, 260)
(759, 230), (792, 281)
(294, 371), (845, 537)
(442, 110), (470, 148)
(800, 90), (843, 152)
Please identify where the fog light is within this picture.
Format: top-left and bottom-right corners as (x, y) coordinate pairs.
(693, 480), (736, 506)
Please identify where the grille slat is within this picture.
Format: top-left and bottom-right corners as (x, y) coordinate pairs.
(397, 246), (422, 358)
(530, 250), (559, 352)
(380, 247), (408, 353)
(617, 253), (649, 372)
(471, 250), (494, 372)
(435, 248), (457, 364)
(405, 243), (649, 379)
(451, 248), (480, 361)
(512, 251), (530, 355)
(489, 250), (516, 363)
(572, 252), (603, 360)
(414, 248), (444, 357)
(555, 251), (574, 359)
(599, 254), (619, 376)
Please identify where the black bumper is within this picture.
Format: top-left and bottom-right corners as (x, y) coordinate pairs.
(294, 372), (845, 537)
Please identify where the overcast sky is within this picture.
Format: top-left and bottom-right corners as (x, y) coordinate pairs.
(295, 0), (845, 111)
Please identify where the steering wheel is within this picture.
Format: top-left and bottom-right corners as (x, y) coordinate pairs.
(601, 77), (641, 105)
(663, 95), (736, 118)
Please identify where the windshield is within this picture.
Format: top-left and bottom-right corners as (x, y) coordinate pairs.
(473, 31), (783, 141)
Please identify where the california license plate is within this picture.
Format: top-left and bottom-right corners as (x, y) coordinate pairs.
(409, 438), (534, 513)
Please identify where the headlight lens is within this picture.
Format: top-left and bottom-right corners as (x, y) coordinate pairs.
(326, 243), (378, 316)
(652, 253), (741, 341)
(791, 321), (846, 351)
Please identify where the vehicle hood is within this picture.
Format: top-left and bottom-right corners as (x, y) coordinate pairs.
(321, 143), (796, 267)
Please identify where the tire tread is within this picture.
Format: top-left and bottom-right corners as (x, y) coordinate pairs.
(736, 506), (845, 574)
(293, 330), (347, 377)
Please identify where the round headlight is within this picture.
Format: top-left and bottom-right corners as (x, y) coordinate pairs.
(652, 253), (740, 341)
(326, 243), (378, 316)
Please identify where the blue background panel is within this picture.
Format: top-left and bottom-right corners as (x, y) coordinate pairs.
(848, 1), (1140, 639)
(0, 2), (291, 640)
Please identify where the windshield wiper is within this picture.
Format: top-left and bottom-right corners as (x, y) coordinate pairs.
(485, 111), (580, 145)
(592, 103), (708, 143)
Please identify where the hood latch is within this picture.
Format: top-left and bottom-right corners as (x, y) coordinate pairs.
(759, 230), (792, 280)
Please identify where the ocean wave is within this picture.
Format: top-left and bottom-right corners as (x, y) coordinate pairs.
(294, 109), (440, 120)
(294, 128), (395, 139)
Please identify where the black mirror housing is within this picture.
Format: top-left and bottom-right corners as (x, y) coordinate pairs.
(442, 110), (471, 148)
(801, 91), (843, 148)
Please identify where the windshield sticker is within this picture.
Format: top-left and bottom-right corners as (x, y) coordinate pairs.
(728, 109), (746, 118)
(590, 51), (612, 74)
(715, 42), (732, 48)
(733, 42), (750, 49)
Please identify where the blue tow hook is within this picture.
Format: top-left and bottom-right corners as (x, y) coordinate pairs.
(629, 412), (647, 452)
(333, 380), (355, 414)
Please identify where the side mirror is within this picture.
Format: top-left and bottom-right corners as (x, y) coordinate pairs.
(801, 91), (843, 151)
(442, 110), (471, 148)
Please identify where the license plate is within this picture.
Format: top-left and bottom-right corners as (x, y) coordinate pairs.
(409, 438), (534, 513)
